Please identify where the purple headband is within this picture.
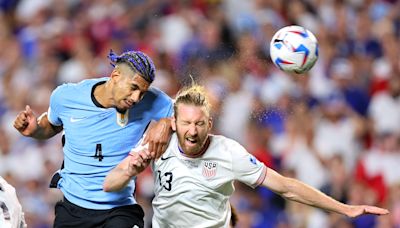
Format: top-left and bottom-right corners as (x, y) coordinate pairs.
(107, 49), (155, 83)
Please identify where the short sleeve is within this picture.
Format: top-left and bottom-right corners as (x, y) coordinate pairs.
(149, 88), (174, 120)
(47, 86), (63, 126)
(165, 101), (174, 117)
(230, 140), (267, 188)
(158, 98), (173, 119)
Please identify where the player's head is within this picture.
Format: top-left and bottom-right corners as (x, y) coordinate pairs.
(107, 50), (155, 110)
(173, 84), (212, 156)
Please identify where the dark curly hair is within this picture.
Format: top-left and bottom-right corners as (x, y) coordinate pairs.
(107, 49), (155, 83)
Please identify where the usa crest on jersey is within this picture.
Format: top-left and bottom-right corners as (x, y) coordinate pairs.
(202, 161), (217, 178)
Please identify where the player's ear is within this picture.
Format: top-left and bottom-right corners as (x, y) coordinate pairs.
(110, 68), (121, 82)
(208, 117), (213, 130)
(171, 116), (177, 131)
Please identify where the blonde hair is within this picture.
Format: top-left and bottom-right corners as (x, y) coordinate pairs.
(174, 84), (211, 118)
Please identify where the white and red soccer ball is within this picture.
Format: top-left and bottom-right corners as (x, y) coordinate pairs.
(270, 25), (319, 74)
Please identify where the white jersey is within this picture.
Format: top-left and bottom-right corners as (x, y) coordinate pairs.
(0, 177), (27, 228)
(150, 134), (267, 228)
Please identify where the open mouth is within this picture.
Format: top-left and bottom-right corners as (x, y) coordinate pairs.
(185, 137), (198, 145)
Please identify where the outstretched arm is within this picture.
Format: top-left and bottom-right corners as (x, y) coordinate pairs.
(262, 167), (389, 217)
(103, 149), (151, 192)
(13, 106), (62, 139)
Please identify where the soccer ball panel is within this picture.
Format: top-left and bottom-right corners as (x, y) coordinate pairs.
(270, 25), (319, 74)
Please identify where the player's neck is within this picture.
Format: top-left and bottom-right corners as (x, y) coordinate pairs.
(93, 82), (112, 108)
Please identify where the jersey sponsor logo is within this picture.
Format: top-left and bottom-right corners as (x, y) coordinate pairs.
(202, 161), (217, 178)
(160, 156), (176, 161)
(70, 117), (87, 123)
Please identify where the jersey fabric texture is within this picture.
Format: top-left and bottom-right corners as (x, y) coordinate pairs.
(47, 77), (173, 209)
(149, 134), (267, 227)
(0, 176), (27, 228)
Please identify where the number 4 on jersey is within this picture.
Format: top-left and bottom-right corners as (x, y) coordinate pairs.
(94, 143), (104, 161)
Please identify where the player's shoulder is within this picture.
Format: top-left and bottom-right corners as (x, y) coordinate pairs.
(170, 133), (179, 144)
(210, 134), (238, 144)
(0, 176), (16, 197)
(164, 133), (178, 153)
(209, 135), (243, 151)
(145, 87), (172, 102)
(0, 176), (9, 190)
(53, 77), (108, 95)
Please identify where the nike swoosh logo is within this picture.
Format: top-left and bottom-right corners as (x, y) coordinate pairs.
(70, 117), (87, 123)
(160, 156), (176, 161)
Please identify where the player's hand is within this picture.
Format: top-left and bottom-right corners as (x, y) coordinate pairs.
(13, 105), (38, 137)
(127, 149), (152, 176)
(345, 205), (389, 218)
(142, 118), (172, 159)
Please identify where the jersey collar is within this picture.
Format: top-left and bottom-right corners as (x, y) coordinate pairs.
(91, 81), (107, 108)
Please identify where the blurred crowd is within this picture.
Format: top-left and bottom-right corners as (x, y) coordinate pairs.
(0, 0), (399, 227)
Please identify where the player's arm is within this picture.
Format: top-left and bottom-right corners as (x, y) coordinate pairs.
(103, 149), (151, 192)
(142, 117), (173, 159)
(103, 156), (132, 192)
(262, 167), (389, 217)
(13, 106), (63, 140)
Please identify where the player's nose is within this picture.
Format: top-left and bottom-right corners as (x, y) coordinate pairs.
(188, 124), (198, 135)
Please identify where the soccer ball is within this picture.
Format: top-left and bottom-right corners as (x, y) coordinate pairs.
(270, 25), (318, 74)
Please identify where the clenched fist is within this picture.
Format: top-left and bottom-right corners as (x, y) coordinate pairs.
(126, 149), (152, 177)
(13, 105), (38, 137)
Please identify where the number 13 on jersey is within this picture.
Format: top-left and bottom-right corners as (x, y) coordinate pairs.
(157, 170), (173, 191)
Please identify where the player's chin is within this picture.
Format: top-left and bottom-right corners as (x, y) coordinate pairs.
(119, 101), (133, 110)
(183, 144), (201, 154)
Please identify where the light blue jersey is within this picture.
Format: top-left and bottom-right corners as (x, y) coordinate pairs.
(47, 77), (173, 209)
